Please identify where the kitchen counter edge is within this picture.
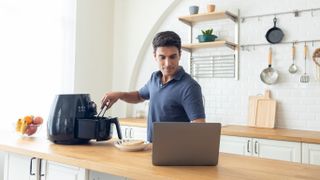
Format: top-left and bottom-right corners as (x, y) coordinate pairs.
(119, 118), (320, 144)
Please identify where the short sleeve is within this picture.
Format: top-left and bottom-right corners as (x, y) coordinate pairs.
(139, 81), (150, 100)
(182, 83), (205, 121)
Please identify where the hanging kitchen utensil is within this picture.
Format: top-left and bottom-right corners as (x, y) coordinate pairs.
(314, 65), (320, 81)
(288, 43), (298, 74)
(265, 17), (284, 44)
(300, 43), (310, 83)
(260, 47), (279, 85)
(313, 48), (320, 81)
(313, 48), (320, 67)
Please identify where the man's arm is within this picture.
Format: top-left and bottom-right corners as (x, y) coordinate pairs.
(101, 91), (144, 109)
(191, 118), (206, 123)
(182, 83), (206, 123)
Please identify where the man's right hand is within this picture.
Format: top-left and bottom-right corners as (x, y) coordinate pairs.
(101, 92), (123, 109)
(101, 91), (144, 110)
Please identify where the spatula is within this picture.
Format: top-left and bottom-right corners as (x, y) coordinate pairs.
(300, 43), (310, 83)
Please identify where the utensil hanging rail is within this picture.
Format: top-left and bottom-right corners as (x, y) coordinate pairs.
(191, 54), (235, 59)
(241, 7), (320, 22)
(241, 39), (320, 50)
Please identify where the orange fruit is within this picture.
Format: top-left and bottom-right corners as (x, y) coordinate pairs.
(24, 115), (33, 124)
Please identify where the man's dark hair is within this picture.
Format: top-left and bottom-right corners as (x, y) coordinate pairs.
(152, 31), (181, 54)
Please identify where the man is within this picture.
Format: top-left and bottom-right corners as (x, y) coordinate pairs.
(101, 31), (205, 142)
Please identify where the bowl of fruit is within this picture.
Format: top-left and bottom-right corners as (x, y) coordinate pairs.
(15, 115), (44, 136)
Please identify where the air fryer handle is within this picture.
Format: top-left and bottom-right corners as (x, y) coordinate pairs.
(111, 118), (122, 139)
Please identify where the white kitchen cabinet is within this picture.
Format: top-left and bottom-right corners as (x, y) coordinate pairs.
(114, 125), (147, 141)
(220, 135), (252, 156)
(302, 143), (320, 165)
(255, 138), (301, 162)
(44, 160), (86, 180)
(4, 152), (86, 180)
(4, 152), (38, 180)
(89, 170), (126, 180)
(220, 135), (301, 162)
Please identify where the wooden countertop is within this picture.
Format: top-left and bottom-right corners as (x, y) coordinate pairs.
(222, 125), (320, 144)
(119, 117), (147, 127)
(119, 118), (320, 144)
(1, 135), (320, 180)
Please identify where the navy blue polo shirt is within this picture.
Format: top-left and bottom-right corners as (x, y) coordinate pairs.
(139, 66), (205, 142)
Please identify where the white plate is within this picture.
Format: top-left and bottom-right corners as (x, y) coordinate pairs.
(114, 139), (149, 152)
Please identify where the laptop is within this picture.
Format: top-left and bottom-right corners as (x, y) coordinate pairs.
(152, 122), (221, 166)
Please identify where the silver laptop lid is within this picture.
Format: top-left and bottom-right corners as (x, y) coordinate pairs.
(152, 122), (221, 166)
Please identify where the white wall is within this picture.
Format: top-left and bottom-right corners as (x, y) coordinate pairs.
(112, 0), (178, 117)
(74, 0), (114, 109)
(114, 0), (320, 131)
(0, 152), (4, 180)
(74, 0), (176, 116)
(73, 0), (320, 131)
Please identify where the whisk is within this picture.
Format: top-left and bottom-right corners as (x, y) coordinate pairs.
(300, 43), (310, 83)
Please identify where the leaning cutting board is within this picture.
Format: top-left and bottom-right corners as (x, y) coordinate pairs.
(248, 90), (277, 128)
(248, 95), (264, 126)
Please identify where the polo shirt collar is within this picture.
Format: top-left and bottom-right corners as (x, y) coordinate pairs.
(156, 66), (185, 81)
(173, 66), (185, 80)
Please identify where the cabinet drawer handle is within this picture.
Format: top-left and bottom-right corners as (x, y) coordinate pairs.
(254, 141), (258, 154)
(129, 128), (133, 138)
(29, 157), (36, 176)
(39, 159), (45, 177)
(247, 140), (250, 153)
(125, 128), (128, 138)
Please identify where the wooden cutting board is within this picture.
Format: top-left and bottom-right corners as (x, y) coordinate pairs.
(248, 90), (277, 128)
(248, 95), (264, 126)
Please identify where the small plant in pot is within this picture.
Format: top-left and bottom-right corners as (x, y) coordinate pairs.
(197, 29), (218, 42)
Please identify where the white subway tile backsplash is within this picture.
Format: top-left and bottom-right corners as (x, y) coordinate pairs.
(298, 112), (316, 120)
(278, 120), (307, 130)
(306, 120), (320, 131)
(134, 0), (320, 131)
(199, 0), (320, 129)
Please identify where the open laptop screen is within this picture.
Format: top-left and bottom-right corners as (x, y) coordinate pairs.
(152, 122), (221, 166)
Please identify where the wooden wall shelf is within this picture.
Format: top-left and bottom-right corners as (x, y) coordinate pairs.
(182, 41), (237, 52)
(178, 9), (240, 80)
(178, 11), (238, 25)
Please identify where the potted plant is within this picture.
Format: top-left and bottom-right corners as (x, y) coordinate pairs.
(197, 28), (218, 42)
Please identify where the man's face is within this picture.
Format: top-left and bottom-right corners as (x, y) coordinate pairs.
(154, 46), (181, 77)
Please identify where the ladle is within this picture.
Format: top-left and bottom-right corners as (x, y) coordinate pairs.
(288, 43), (298, 74)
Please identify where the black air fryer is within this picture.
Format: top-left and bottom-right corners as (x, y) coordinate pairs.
(47, 94), (122, 144)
